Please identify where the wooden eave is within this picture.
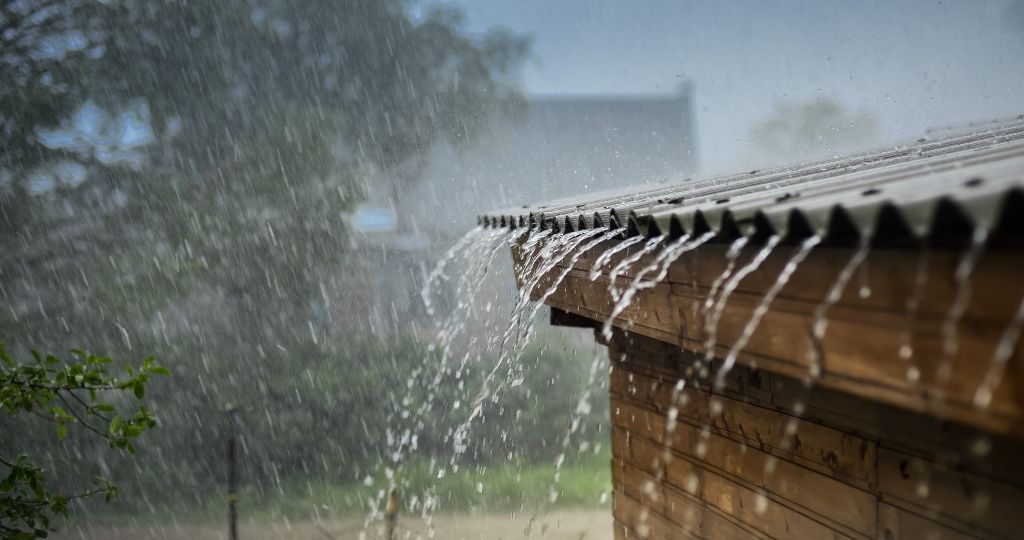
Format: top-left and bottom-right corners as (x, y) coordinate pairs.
(513, 238), (1024, 437)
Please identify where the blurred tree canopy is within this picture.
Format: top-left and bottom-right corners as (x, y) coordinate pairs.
(749, 98), (879, 161)
(1, 0), (529, 329)
(0, 0), (541, 515)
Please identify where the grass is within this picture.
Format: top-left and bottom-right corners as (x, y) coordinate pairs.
(80, 450), (612, 527)
(241, 450), (612, 522)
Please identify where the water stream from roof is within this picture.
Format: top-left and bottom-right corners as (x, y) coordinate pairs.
(807, 235), (872, 379)
(702, 235), (783, 373)
(699, 238), (750, 353)
(606, 236), (666, 303)
(714, 235), (821, 388)
(547, 352), (606, 503)
(974, 293), (1024, 409)
(528, 227), (620, 321)
(938, 226), (989, 382)
(420, 226), (485, 317)
(372, 226), (511, 529)
(502, 230), (588, 344)
(405, 217), (1016, 533)
(899, 246), (930, 384)
(588, 235), (645, 281)
(704, 238), (750, 315)
(601, 232), (716, 340)
(452, 228), (608, 468)
(513, 228), (609, 345)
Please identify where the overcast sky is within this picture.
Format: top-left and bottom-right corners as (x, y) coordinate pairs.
(436, 0), (1024, 175)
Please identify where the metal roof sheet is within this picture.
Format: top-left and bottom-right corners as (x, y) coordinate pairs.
(478, 120), (1024, 246)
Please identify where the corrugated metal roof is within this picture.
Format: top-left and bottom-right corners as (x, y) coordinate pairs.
(478, 120), (1024, 246)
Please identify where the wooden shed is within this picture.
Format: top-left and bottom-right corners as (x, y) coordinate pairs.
(480, 122), (1024, 539)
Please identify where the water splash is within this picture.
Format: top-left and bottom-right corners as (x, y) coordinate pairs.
(973, 293), (1024, 409)
(588, 234), (645, 281)
(602, 232), (716, 340)
(938, 227), (988, 382)
(703, 235), (782, 367)
(409, 228), (508, 423)
(420, 226), (486, 316)
(807, 235), (871, 380)
(545, 352), (606, 506)
(714, 235), (821, 388)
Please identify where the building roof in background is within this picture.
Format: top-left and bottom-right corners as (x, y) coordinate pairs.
(479, 119), (1024, 246)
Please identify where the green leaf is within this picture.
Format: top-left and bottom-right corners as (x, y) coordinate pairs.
(133, 380), (145, 399)
(56, 423), (67, 440)
(109, 415), (123, 434)
(0, 343), (13, 367)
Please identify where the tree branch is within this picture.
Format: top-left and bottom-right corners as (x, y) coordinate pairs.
(55, 392), (110, 440)
(66, 389), (112, 422)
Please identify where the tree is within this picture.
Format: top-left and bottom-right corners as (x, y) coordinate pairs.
(749, 98), (879, 162)
(2, 0), (530, 342)
(0, 344), (168, 538)
(0, 0), (530, 508)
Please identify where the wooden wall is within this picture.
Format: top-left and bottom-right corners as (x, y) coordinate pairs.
(606, 329), (1024, 540)
(522, 240), (1024, 437)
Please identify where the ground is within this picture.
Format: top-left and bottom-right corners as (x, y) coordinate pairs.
(54, 510), (612, 540)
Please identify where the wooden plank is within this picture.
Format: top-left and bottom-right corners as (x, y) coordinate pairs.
(616, 466), (767, 540)
(611, 423), (633, 460)
(612, 367), (878, 491)
(613, 455), (665, 514)
(612, 400), (878, 537)
(551, 238), (1024, 324)
(542, 268), (1024, 436)
(613, 518), (639, 540)
(614, 491), (700, 540)
(611, 397), (668, 445)
(652, 454), (854, 539)
(878, 448), (1024, 539)
(661, 479), (771, 540)
(878, 502), (977, 540)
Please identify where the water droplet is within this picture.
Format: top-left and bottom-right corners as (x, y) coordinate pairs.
(754, 492), (769, 515)
(971, 437), (992, 457)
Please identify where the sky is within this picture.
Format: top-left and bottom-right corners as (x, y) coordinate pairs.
(436, 0), (1024, 175)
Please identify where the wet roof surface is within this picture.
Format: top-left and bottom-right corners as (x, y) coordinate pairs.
(479, 120), (1024, 246)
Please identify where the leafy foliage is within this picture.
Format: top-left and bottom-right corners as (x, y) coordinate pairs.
(0, 344), (167, 538)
